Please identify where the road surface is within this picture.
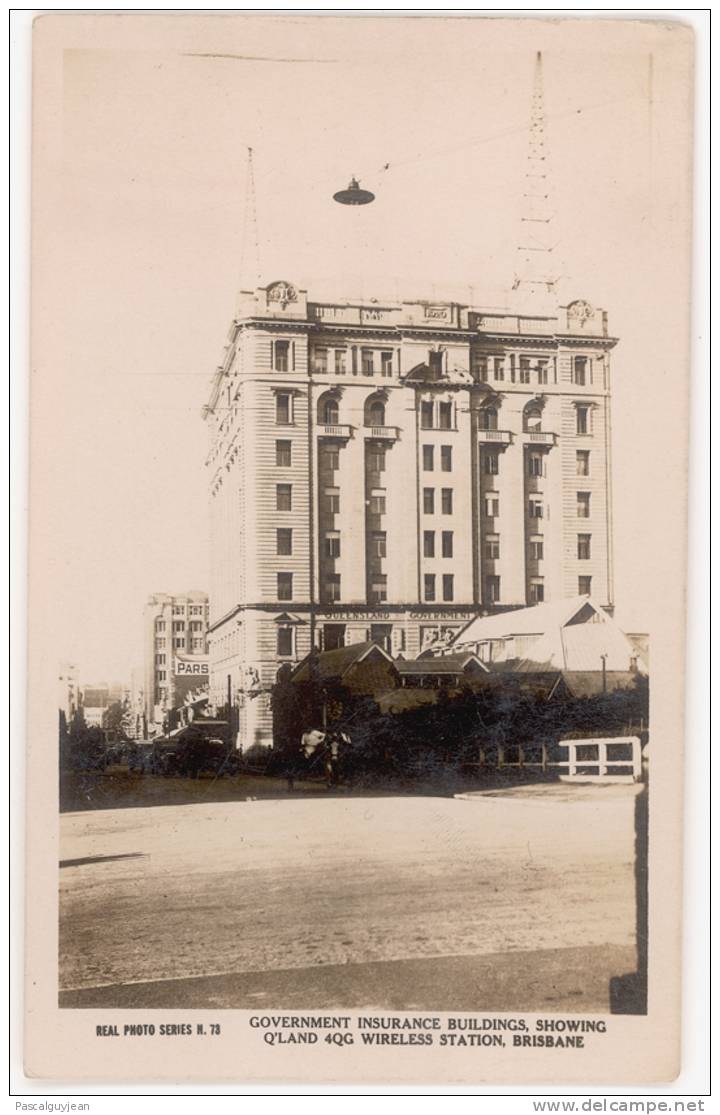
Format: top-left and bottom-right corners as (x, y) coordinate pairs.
(59, 788), (641, 1012)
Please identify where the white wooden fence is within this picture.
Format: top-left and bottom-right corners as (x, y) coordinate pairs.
(554, 736), (642, 782)
(489, 736), (642, 782)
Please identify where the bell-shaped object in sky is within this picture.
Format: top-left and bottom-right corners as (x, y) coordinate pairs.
(333, 177), (375, 205)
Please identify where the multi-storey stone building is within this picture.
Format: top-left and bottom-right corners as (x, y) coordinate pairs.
(143, 590), (210, 731)
(204, 281), (617, 749)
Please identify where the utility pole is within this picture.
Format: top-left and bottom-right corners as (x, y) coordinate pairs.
(227, 672), (233, 749)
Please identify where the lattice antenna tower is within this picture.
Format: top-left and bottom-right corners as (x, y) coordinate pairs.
(512, 52), (559, 309)
(239, 146), (261, 290)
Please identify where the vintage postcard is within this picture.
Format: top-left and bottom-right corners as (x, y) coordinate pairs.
(25, 13), (693, 1085)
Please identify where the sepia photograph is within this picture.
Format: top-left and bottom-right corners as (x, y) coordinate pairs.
(24, 12), (695, 1084)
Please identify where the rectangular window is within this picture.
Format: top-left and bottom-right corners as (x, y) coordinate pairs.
(529, 579), (545, 604)
(485, 493), (499, 517)
(370, 532), (387, 558)
(191, 639), (204, 652)
(421, 401), (434, 429)
(528, 453), (544, 478)
(174, 639), (185, 650)
(380, 351), (393, 377)
(577, 491), (591, 518)
(579, 575), (592, 595)
(370, 624), (392, 652)
(158, 670), (166, 682)
(276, 483), (292, 511)
(429, 351), (444, 376)
(440, 445), (452, 472)
(275, 393), (291, 424)
(537, 359), (549, 385)
(529, 535), (544, 561)
(277, 627), (293, 657)
(422, 444), (434, 471)
(367, 447), (386, 473)
(369, 489), (386, 515)
(275, 439), (292, 467)
(277, 572), (293, 601)
(577, 533), (592, 560)
(573, 356), (587, 386)
(423, 488), (435, 514)
(441, 488), (453, 514)
(485, 575), (500, 603)
(173, 605), (184, 615)
(334, 349), (347, 375)
(442, 574), (454, 602)
(155, 638), (166, 649)
(313, 347), (328, 373)
(438, 402), (453, 429)
(493, 357), (504, 382)
(576, 406), (589, 435)
(324, 574), (341, 602)
(576, 449), (590, 476)
(369, 576), (387, 604)
(321, 445), (339, 471)
(277, 528), (292, 556)
(274, 340), (290, 372)
(519, 358), (531, 384)
(483, 452), (499, 476)
(155, 654), (166, 665)
(155, 620), (166, 632)
(529, 498), (544, 519)
(361, 349), (374, 376)
(484, 534), (500, 560)
(189, 621), (202, 633)
(324, 487), (340, 513)
(423, 531), (435, 558)
(424, 573), (436, 602)
(441, 531), (453, 558)
(173, 620), (185, 632)
(322, 624), (346, 651)
(324, 532), (340, 558)
(474, 356), (488, 382)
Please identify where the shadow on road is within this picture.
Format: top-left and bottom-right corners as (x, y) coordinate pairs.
(609, 781), (648, 1014)
(60, 853), (147, 869)
(60, 767), (572, 814)
(60, 944), (636, 1012)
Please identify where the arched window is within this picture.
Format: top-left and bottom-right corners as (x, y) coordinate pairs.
(319, 395), (339, 425)
(480, 406), (498, 431)
(524, 405), (543, 432)
(365, 398), (386, 427)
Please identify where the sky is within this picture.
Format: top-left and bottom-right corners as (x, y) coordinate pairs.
(31, 15), (693, 684)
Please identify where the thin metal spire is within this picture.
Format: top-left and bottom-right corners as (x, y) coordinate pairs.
(512, 52), (558, 310)
(239, 146), (261, 289)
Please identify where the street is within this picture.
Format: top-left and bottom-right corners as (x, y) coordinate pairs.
(59, 786), (640, 1012)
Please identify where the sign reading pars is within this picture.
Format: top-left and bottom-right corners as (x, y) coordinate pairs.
(175, 659), (209, 677)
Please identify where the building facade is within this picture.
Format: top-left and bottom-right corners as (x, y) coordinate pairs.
(143, 591), (210, 731)
(204, 282), (617, 749)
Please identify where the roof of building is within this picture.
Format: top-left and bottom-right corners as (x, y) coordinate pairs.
(451, 596), (647, 674)
(453, 596), (601, 644)
(395, 653), (487, 676)
(291, 642), (395, 684)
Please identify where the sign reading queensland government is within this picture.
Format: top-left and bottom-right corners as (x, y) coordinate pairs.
(175, 656), (209, 677)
